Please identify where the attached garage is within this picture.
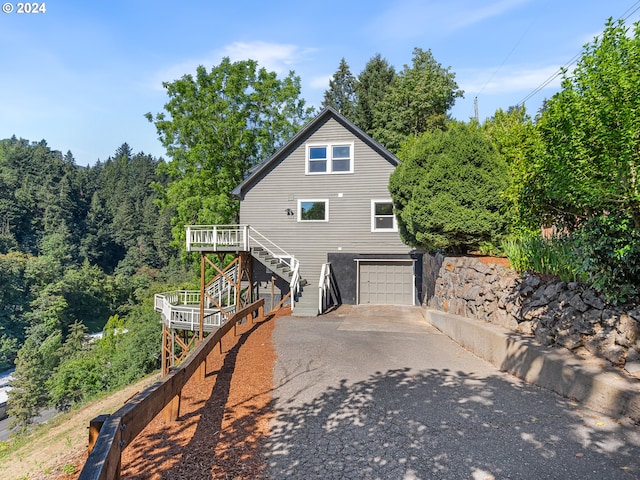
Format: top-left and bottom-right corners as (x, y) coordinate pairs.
(357, 259), (415, 305)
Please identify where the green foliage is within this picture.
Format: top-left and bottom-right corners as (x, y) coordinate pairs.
(106, 307), (161, 388)
(353, 54), (396, 134)
(0, 137), (79, 255)
(390, 122), (509, 253)
(48, 287), (163, 409)
(499, 19), (640, 304)
(533, 19), (640, 229)
(8, 323), (60, 431)
(0, 252), (32, 348)
(503, 214), (640, 304)
(48, 351), (105, 410)
(322, 58), (357, 118)
(570, 213), (640, 304)
(81, 145), (172, 274)
(502, 235), (582, 283)
(483, 106), (544, 234)
(147, 58), (313, 251)
(0, 335), (18, 371)
(372, 48), (464, 152)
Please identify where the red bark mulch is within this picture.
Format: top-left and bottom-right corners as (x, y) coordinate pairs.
(119, 314), (277, 479)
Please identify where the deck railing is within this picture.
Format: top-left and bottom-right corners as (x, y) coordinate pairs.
(78, 299), (266, 480)
(185, 224), (302, 301)
(154, 291), (236, 332)
(186, 225), (248, 252)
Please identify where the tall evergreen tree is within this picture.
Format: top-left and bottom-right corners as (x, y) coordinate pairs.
(353, 54), (396, 134)
(321, 58), (357, 119)
(8, 323), (61, 431)
(372, 48), (463, 153)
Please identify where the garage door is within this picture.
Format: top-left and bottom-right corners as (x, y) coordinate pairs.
(358, 260), (414, 305)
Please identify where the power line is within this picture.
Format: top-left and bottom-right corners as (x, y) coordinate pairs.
(516, 0), (640, 108)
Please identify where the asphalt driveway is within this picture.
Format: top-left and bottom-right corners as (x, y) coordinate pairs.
(263, 305), (640, 479)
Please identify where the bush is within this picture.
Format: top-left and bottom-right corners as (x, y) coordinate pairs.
(503, 213), (640, 305)
(390, 121), (509, 253)
(570, 213), (640, 304)
(502, 235), (583, 283)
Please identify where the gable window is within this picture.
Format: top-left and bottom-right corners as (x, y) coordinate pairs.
(371, 200), (397, 232)
(306, 142), (354, 174)
(298, 199), (329, 222)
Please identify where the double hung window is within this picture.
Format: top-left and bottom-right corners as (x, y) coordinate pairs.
(371, 200), (397, 232)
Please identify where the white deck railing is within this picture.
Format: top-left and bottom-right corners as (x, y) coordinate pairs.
(185, 225), (302, 303)
(186, 225), (249, 252)
(154, 290), (236, 332)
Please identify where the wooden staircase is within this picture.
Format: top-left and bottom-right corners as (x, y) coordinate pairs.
(185, 225), (314, 315)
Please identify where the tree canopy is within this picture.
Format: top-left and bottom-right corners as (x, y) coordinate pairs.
(533, 19), (640, 229)
(372, 48), (464, 152)
(483, 106), (543, 234)
(321, 58), (357, 118)
(353, 54), (396, 135)
(146, 58), (313, 248)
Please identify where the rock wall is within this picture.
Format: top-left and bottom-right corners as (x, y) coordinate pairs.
(424, 253), (640, 374)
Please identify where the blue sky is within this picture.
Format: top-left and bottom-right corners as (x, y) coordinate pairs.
(1, 0), (639, 166)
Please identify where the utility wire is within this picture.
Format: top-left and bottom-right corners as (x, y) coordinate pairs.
(516, 0), (640, 108)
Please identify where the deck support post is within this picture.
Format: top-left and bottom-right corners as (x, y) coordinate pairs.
(199, 252), (205, 342)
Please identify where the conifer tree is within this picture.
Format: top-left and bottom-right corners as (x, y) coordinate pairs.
(321, 58), (357, 119)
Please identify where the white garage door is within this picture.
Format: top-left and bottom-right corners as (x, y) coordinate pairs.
(358, 260), (414, 305)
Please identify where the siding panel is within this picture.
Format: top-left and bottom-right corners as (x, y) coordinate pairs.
(240, 116), (412, 299)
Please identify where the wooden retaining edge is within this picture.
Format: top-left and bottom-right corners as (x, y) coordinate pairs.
(79, 299), (266, 480)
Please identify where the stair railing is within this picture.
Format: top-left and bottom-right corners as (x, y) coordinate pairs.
(319, 262), (332, 314)
(247, 226), (297, 271)
(248, 226), (302, 310)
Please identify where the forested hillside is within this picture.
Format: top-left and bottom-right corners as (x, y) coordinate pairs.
(0, 137), (190, 428)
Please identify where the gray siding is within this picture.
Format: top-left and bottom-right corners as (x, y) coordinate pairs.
(240, 116), (411, 291)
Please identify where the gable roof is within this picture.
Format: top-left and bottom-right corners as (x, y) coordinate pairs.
(231, 107), (399, 197)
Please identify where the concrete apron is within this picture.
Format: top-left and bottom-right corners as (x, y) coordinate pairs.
(426, 309), (640, 422)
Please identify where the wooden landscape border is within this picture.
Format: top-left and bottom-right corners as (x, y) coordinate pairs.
(78, 298), (266, 480)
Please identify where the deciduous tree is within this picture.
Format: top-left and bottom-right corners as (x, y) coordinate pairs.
(533, 19), (640, 229)
(147, 58), (313, 249)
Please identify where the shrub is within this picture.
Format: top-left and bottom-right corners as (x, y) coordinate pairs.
(502, 235), (583, 283)
(570, 213), (640, 304)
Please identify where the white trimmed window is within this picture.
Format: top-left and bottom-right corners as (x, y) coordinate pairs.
(298, 199), (329, 222)
(306, 142), (354, 174)
(371, 200), (397, 232)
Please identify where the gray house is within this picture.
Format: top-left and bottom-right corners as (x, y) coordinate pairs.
(231, 107), (422, 316)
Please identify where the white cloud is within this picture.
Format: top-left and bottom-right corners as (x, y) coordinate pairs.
(459, 64), (565, 95)
(220, 41), (316, 74)
(309, 74), (332, 90)
(150, 41), (316, 91)
(369, 0), (530, 40)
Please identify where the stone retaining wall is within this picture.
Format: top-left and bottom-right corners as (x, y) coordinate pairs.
(424, 253), (640, 375)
